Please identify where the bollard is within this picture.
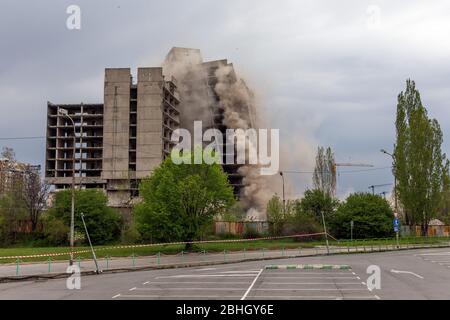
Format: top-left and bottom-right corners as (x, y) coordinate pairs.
(261, 248), (265, 258)
(157, 252), (160, 265)
(132, 253), (136, 268)
(223, 250), (227, 262)
(47, 257), (52, 273)
(15, 258), (20, 276)
(106, 256), (110, 270)
(281, 247), (285, 257)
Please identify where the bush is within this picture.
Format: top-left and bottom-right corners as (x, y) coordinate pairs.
(329, 193), (394, 239)
(121, 223), (141, 244)
(42, 216), (69, 246)
(47, 189), (122, 245)
(243, 225), (263, 239)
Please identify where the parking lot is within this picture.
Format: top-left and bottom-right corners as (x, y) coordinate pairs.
(2, 248), (450, 300)
(112, 264), (379, 300)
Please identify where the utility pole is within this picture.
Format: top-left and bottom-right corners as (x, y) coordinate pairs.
(58, 108), (76, 266)
(80, 212), (100, 274)
(321, 210), (330, 254)
(279, 171), (285, 212)
(381, 149), (399, 248)
(350, 220), (354, 242)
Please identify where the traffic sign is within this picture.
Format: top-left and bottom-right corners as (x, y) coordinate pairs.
(394, 218), (399, 233)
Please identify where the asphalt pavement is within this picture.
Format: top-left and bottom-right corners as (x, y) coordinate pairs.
(0, 247), (449, 300)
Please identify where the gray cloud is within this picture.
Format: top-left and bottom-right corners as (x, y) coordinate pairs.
(1, 0), (450, 199)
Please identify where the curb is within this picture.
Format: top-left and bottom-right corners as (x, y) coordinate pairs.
(1, 244), (449, 283)
(265, 264), (351, 270)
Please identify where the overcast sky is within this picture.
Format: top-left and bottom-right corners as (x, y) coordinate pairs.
(1, 0), (450, 199)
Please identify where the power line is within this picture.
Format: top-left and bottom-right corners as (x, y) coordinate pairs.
(283, 166), (393, 175)
(0, 136), (45, 141)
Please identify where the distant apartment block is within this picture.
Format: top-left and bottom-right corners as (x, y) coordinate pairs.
(0, 157), (40, 196)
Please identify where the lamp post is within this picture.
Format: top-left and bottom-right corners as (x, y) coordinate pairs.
(58, 108), (76, 266)
(279, 171), (285, 212)
(381, 149), (399, 248)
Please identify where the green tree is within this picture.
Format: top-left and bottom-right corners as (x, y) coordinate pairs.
(329, 193), (394, 239)
(313, 146), (336, 196)
(266, 195), (294, 236)
(0, 192), (27, 245)
(394, 80), (450, 235)
(289, 200), (323, 235)
(47, 189), (122, 245)
(300, 189), (339, 221)
(134, 154), (235, 249)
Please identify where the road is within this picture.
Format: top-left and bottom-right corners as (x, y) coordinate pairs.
(0, 247), (449, 300)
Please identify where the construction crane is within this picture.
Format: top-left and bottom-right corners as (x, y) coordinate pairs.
(379, 191), (389, 199)
(333, 163), (374, 196)
(368, 183), (393, 195)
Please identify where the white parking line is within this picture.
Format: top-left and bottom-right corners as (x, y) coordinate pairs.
(253, 288), (368, 291)
(112, 294), (121, 299)
(144, 281), (249, 285)
(264, 272), (352, 275)
(114, 294), (242, 299)
(130, 288), (248, 291)
(260, 276), (359, 279)
(241, 269), (263, 300)
(259, 282), (361, 285)
(194, 268), (217, 272)
(245, 295), (379, 300)
(221, 270), (260, 274)
(417, 252), (450, 256)
(156, 274), (257, 279)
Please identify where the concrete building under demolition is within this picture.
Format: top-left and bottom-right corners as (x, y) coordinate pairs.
(45, 48), (255, 213)
(45, 67), (180, 213)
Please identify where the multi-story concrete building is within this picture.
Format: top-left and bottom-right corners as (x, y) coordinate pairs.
(45, 67), (180, 213)
(164, 47), (256, 197)
(45, 48), (253, 211)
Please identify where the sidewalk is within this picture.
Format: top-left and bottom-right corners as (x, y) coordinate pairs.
(1, 241), (449, 280)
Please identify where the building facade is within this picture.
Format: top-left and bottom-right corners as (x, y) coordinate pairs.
(164, 47), (256, 197)
(45, 48), (254, 211)
(0, 158), (40, 197)
(45, 67), (180, 213)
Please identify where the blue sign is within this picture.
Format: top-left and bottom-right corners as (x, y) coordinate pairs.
(394, 218), (399, 233)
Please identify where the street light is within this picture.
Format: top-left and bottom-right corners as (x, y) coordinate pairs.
(279, 171), (285, 211)
(381, 149), (399, 248)
(58, 107), (76, 266)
